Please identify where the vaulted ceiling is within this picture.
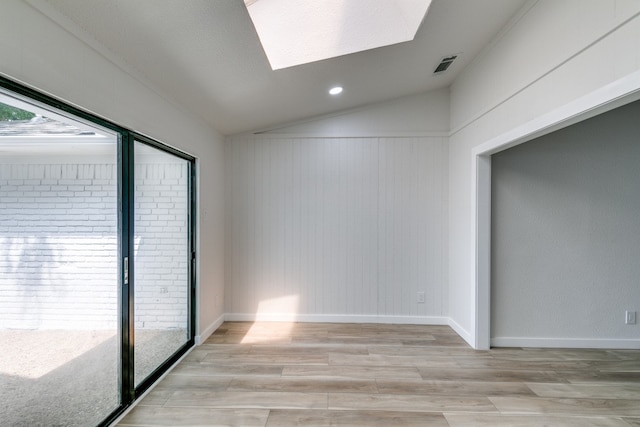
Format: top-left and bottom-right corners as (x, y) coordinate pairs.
(40, 0), (527, 135)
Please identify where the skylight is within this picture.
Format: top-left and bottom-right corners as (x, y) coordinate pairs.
(245, 0), (433, 70)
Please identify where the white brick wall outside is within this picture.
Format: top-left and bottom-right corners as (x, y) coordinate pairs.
(134, 162), (189, 331)
(0, 159), (189, 331)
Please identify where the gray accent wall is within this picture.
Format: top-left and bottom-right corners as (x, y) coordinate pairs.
(491, 100), (640, 345)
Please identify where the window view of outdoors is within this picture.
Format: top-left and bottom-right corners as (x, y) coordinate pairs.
(0, 95), (193, 426)
(133, 141), (190, 386)
(0, 100), (121, 426)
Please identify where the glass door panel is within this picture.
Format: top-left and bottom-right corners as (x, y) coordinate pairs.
(133, 141), (190, 386)
(0, 98), (120, 426)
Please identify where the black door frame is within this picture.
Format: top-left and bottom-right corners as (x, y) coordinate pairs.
(0, 76), (197, 426)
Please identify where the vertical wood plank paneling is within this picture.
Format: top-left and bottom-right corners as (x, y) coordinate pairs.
(288, 139), (299, 311)
(377, 138), (388, 315)
(411, 138), (422, 314)
(225, 135), (446, 319)
(254, 138), (265, 308)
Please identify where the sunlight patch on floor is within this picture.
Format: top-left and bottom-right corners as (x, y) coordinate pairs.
(241, 295), (299, 344)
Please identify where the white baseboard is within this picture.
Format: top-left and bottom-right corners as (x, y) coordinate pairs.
(195, 313), (640, 349)
(447, 317), (473, 347)
(195, 314), (225, 345)
(224, 313), (449, 325)
(491, 337), (640, 350)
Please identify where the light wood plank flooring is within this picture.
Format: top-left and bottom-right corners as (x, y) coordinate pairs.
(118, 322), (640, 426)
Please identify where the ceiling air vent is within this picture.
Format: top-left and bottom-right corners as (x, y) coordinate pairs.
(433, 55), (457, 74)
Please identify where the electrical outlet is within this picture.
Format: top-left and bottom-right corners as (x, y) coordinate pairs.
(626, 311), (636, 325)
(417, 292), (425, 303)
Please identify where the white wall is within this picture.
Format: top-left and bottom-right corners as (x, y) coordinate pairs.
(8, 0), (640, 347)
(448, 0), (640, 346)
(225, 92), (449, 323)
(0, 0), (225, 340)
(261, 89), (450, 137)
(491, 100), (640, 347)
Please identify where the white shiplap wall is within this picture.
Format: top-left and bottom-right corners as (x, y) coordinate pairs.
(225, 135), (447, 323)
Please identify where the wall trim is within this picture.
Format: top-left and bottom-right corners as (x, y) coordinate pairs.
(228, 132), (449, 140)
(195, 314), (225, 345)
(447, 317), (472, 345)
(451, 9), (640, 137)
(225, 313), (449, 325)
(492, 337), (640, 350)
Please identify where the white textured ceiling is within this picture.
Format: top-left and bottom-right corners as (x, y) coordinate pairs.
(41, 0), (526, 135)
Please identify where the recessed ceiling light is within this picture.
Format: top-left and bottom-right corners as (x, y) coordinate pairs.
(329, 86), (343, 95)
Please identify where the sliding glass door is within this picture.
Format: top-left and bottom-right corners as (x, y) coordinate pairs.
(0, 96), (121, 426)
(0, 80), (195, 426)
(133, 140), (192, 386)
